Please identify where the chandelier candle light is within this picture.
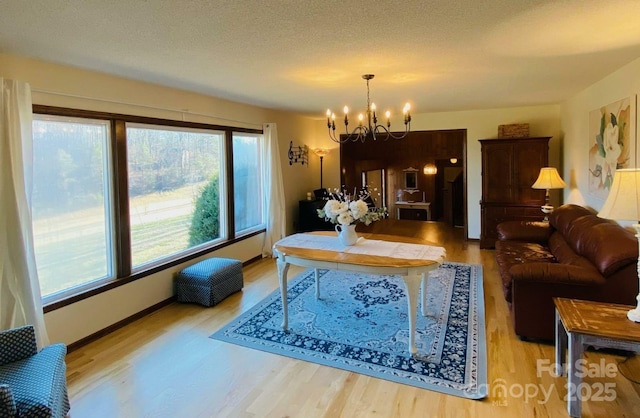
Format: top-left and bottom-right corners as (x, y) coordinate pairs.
(326, 74), (411, 143)
(597, 168), (640, 322)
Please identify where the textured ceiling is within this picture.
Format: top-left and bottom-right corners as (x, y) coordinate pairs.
(1, 0), (640, 117)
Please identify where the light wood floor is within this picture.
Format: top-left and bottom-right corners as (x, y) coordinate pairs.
(65, 221), (640, 417)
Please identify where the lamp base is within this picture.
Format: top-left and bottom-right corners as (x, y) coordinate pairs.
(631, 226), (640, 323)
(628, 294), (640, 322)
(540, 205), (554, 222)
(541, 205), (554, 214)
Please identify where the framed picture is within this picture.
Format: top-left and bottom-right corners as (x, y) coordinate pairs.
(588, 96), (635, 199)
(403, 167), (418, 189)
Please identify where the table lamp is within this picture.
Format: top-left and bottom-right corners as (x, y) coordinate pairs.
(597, 168), (640, 322)
(532, 167), (567, 221)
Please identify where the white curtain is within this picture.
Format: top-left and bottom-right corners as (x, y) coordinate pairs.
(0, 78), (49, 347)
(261, 123), (286, 257)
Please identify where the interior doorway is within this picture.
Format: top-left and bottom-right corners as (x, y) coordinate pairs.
(362, 168), (386, 208)
(340, 129), (468, 239)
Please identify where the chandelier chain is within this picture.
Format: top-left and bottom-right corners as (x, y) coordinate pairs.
(366, 78), (371, 130)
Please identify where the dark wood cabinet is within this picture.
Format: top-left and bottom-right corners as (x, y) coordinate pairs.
(479, 137), (550, 248)
(398, 208), (429, 221)
(297, 200), (335, 232)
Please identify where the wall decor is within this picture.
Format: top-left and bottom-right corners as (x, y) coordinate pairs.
(403, 167), (419, 189)
(288, 141), (308, 166)
(498, 123), (529, 138)
(588, 97), (634, 199)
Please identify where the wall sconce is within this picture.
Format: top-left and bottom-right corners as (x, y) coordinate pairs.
(288, 141), (308, 165)
(423, 163), (437, 175)
(450, 158), (458, 164)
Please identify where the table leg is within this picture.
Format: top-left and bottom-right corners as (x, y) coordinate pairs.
(568, 332), (584, 418)
(402, 274), (421, 356)
(421, 272), (428, 317)
(315, 268), (320, 299)
(556, 309), (567, 376)
(277, 258), (290, 330)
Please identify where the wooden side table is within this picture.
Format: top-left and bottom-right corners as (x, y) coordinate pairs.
(554, 298), (640, 418)
(395, 201), (431, 221)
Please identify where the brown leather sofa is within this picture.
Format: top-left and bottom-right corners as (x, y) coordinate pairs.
(495, 204), (639, 341)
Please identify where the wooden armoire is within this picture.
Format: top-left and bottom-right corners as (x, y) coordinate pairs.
(479, 137), (550, 248)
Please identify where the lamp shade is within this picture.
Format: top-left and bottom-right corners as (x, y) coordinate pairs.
(313, 148), (330, 158)
(598, 168), (640, 221)
(531, 167), (566, 189)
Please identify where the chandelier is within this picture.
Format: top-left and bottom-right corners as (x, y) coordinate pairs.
(326, 74), (411, 143)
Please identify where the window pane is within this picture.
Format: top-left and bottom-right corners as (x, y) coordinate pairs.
(127, 124), (224, 268)
(233, 134), (264, 233)
(32, 115), (113, 299)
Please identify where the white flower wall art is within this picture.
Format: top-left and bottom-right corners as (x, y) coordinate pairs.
(588, 97), (633, 199)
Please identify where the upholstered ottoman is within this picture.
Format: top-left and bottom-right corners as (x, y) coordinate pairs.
(175, 258), (243, 307)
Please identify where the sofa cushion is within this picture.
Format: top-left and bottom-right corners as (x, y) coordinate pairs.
(560, 215), (638, 276)
(497, 221), (552, 243)
(495, 240), (556, 302)
(548, 232), (600, 273)
(549, 204), (595, 237)
(0, 326), (38, 365)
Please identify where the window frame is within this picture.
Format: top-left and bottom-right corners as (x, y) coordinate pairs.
(31, 114), (118, 300)
(33, 105), (265, 312)
(125, 122), (229, 270)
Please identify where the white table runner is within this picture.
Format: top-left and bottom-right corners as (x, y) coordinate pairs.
(276, 233), (446, 262)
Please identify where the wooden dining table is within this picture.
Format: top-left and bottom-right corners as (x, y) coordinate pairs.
(272, 231), (446, 355)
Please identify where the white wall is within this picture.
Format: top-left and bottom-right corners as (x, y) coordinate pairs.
(561, 56), (640, 213)
(0, 53), (318, 345)
(315, 105), (562, 239)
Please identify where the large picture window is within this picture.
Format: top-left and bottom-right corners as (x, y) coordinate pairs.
(127, 124), (225, 268)
(32, 115), (114, 299)
(32, 107), (264, 307)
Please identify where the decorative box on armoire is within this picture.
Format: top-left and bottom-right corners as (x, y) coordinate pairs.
(479, 136), (550, 249)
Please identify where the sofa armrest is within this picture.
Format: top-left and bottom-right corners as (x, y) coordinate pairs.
(0, 325), (38, 365)
(497, 221), (552, 244)
(510, 263), (606, 286)
(0, 343), (69, 418)
(0, 384), (16, 417)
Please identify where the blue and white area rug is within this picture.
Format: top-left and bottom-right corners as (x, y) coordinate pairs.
(211, 262), (487, 399)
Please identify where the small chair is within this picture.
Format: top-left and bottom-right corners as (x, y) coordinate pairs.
(0, 325), (70, 417)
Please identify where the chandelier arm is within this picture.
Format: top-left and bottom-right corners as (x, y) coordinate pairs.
(373, 124), (389, 140)
(371, 123), (411, 141)
(386, 122), (411, 140)
(328, 126), (372, 143)
(351, 126), (367, 143)
(328, 128), (343, 143)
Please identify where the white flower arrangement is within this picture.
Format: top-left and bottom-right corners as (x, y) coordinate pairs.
(317, 188), (388, 226)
